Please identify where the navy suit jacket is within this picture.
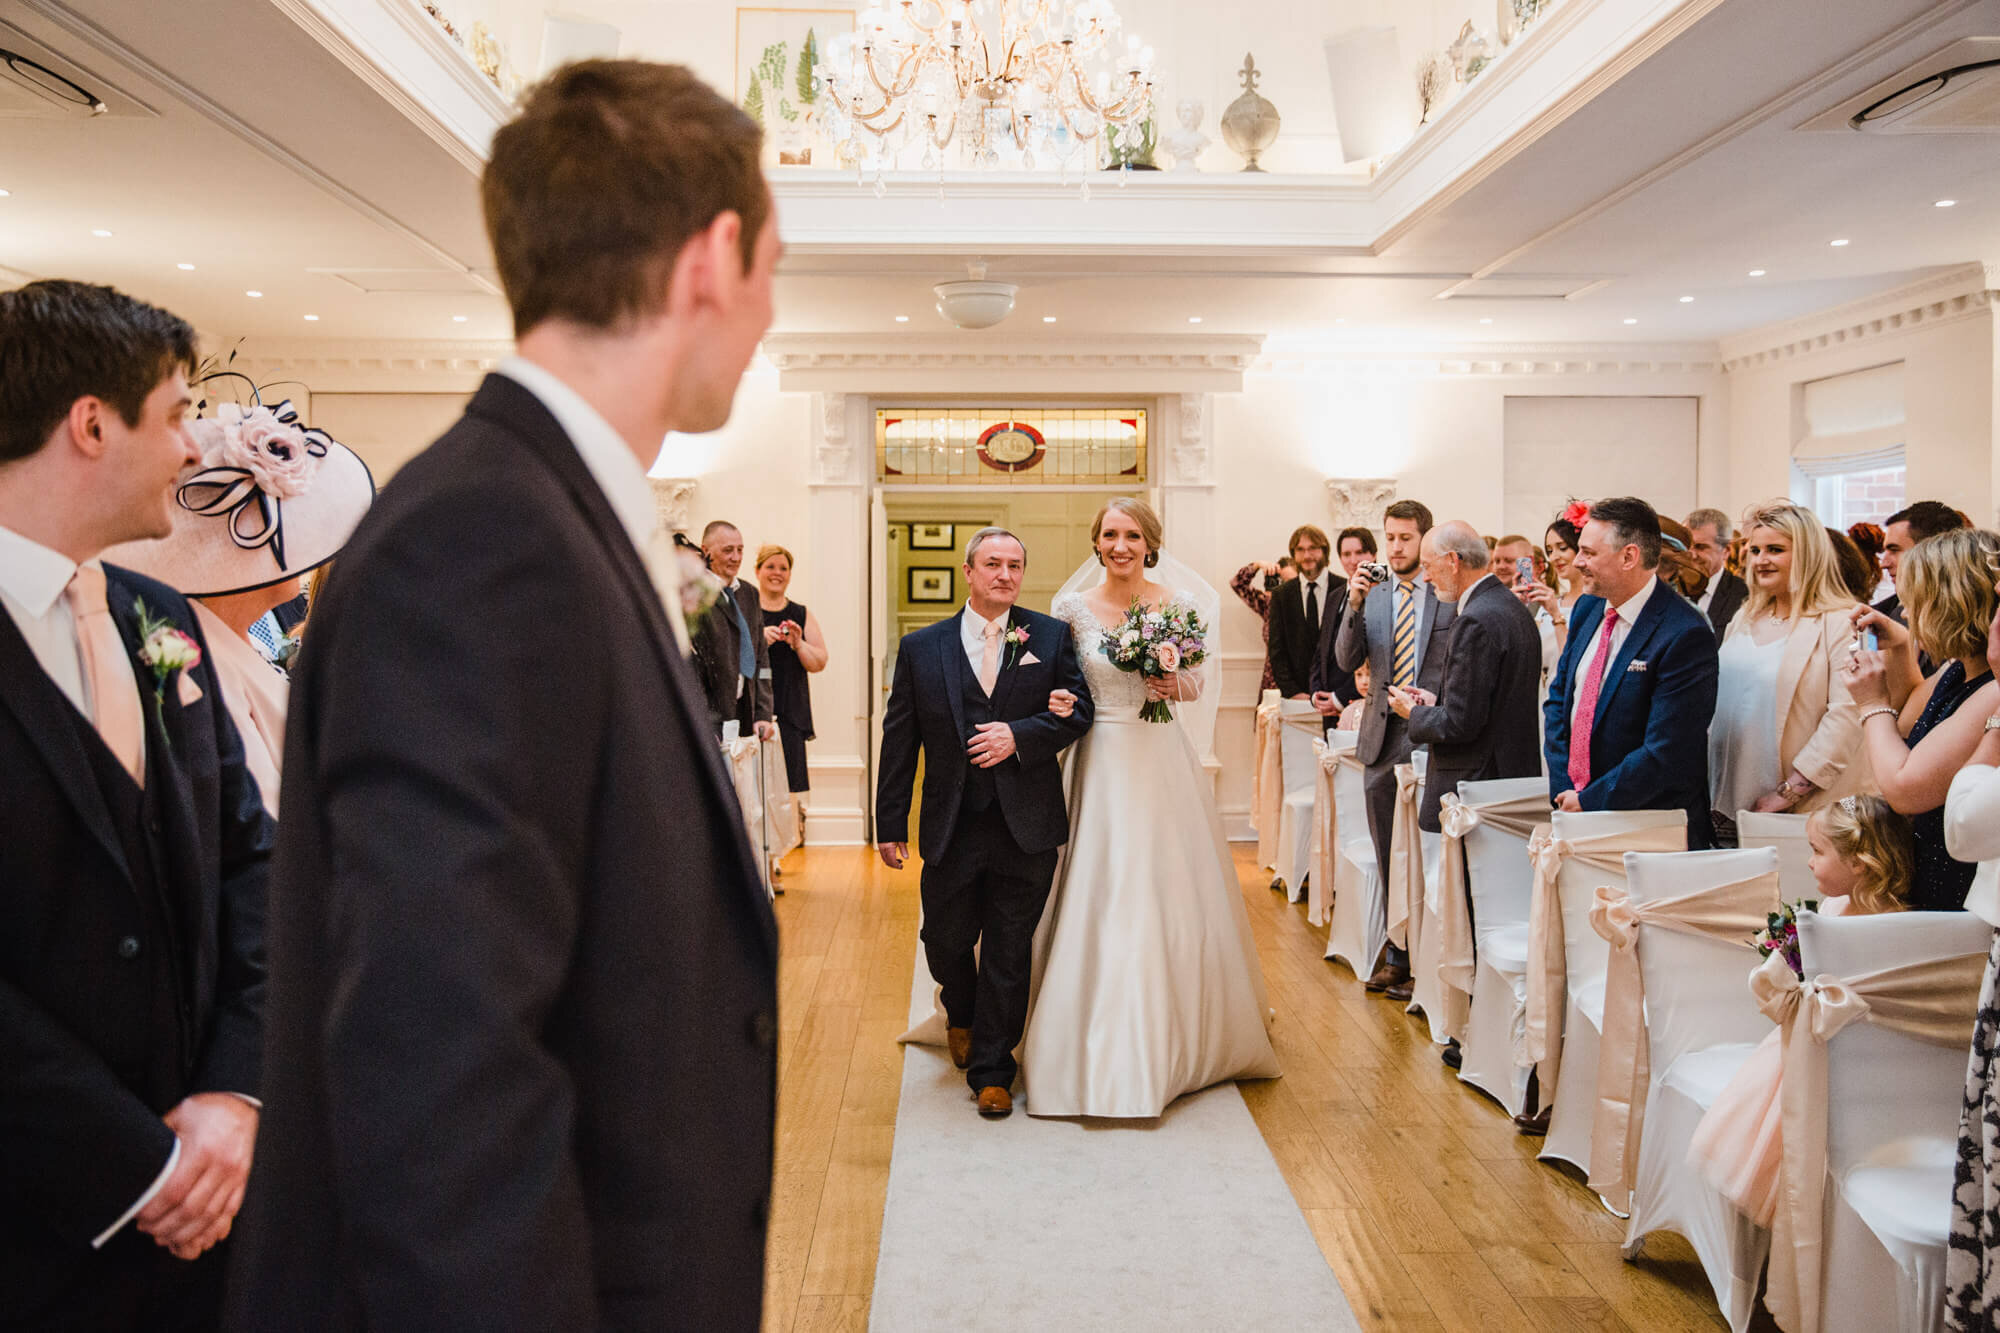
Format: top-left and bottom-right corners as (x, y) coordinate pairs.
(875, 607), (1092, 862)
(1543, 578), (1719, 847)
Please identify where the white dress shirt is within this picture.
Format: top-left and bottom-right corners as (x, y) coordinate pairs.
(1568, 577), (1657, 732)
(961, 601), (1004, 681)
(496, 357), (689, 653)
(1299, 569), (1331, 623)
(0, 524), (174, 1247)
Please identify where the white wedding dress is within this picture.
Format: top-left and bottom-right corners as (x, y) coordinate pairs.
(1022, 586), (1281, 1118)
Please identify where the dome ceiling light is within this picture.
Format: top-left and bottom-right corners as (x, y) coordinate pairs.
(934, 261), (1017, 329)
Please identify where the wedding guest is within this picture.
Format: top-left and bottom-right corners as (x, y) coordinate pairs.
(1544, 496), (1720, 847)
(1845, 527), (2000, 910)
(1687, 506), (1747, 637)
(1847, 521), (1889, 600)
(1268, 524), (1343, 701)
(1334, 498), (1455, 999)
(1397, 521), (1542, 833)
(1335, 526), (1377, 578)
(1544, 511), (1588, 616)
(1229, 554), (1294, 693)
(1657, 515), (1710, 602)
(1688, 793), (1913, 1226)
(754, 543), (826, 801)
(694, 518), (776, 739)
(1826, 526), (1879, 604)
(1336, 661), (1369, 731)
(105, 402), (375, 815)
(229, 61), (781, 1329)
(1707, 503), (1865, 846)
(1876, 499), (1970, 624)
(0, 279), (274, 1328)
(1943, 579), (2000, 1323)
(1497, 533), (1565, 679)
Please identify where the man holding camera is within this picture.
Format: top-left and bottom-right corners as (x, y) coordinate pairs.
(1328, 499), (1456, 999)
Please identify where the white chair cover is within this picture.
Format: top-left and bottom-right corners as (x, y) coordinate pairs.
(1535, 808), (1688, 1183)
(1738, 810), (1816, 902)
(1393, 752), (1456, 1044)
(1610, 848), (1781, 1333)
(1447, 777), (1548, 1116)
(1769, 911), (1993, 1333)
(1274, 703), (1323, 901)
(1327, 750), (1388, 979)
(726, 726), (797, 898)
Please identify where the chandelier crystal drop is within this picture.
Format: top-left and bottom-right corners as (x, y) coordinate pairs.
(819, 0), (1156, 175)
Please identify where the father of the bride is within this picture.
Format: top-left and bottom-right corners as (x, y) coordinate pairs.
(875, 528), (1093, 1118)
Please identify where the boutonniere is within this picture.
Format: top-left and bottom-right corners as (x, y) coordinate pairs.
(1002, 621), (1032, 670)
(1627, 660), (1649, 673)
(133, 598), (202, 739)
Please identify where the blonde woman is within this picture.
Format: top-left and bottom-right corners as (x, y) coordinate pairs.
(1845, 526), (2000, 910)
(1707, 501), (1865, 845)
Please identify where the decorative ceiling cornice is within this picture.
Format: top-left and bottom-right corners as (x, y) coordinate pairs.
(759, 333), (1265, 374)
(1253, 339), (1720, 377)
(1719, 264), (2000, 372)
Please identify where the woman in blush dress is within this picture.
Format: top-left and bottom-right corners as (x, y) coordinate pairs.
(1027, 497), (1279, 1119)
(1686, 793), (1915, 1224)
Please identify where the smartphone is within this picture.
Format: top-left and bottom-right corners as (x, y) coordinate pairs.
(1861, 628), (1879, 652)
(1514, 556), (1535, 586)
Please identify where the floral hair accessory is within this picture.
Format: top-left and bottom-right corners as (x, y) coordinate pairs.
(1839, 794), (1860, 815)
(1561, 499), (1591, 529)
(179, 400), (330, 570)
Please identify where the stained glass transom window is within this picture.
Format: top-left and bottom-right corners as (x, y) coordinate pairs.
(876, 408), (1147, 485)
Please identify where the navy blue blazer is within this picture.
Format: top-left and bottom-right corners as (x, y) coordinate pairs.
(875, 607), (1092, 862)
(1543, 578), (1719, 847)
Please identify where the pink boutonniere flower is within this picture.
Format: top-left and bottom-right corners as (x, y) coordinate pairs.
(133, 598), (202, 746)
(1003, 623), (1032, 669)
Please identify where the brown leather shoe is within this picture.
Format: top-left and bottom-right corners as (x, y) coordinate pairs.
(1384, 980), (1415, 1003)
(1514, 1106), (1551, 1137)
(1363, 963), (1411, 993)
(976, 1086), (1013, 1118)
(947, 1027), (972, 1070)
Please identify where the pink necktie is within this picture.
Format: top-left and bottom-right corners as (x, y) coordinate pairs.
(65, 566), (145, 786)
(978, 622), (1001, 695)
(1566, 604), (1619, 792)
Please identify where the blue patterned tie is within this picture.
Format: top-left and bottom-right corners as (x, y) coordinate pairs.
(1392, 582), (1417, 687)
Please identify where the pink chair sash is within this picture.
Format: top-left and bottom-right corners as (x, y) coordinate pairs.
(1583, 872), (1778, 1200)
(1252, 702), (1283, 866)
(1308, 740), (1340, 927)
(1436, 792), (1549, 996)
(1757, 948), (1986, 1333)
(1522, 820), (1686, 1081)
(1387, 763), (1424, 952)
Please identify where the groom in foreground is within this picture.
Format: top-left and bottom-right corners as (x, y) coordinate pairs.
(876, 528), (1092, 1118)
(230, 63), (779, 1328)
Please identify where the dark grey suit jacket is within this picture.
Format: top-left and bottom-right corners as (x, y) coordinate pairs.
(1704, 570), (1747, 638)
(1405, 575), (1545, 830)
(229, 375), (778, 1330)
(1333, 576), (1456, 766)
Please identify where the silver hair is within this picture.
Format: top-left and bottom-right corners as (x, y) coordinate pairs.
(1432, 521), (1491, 569)
(964, 525), (1026, 566)
(1686, 507), (1733, 542)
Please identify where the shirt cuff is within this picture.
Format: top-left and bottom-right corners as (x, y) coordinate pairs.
(92, 1136), (180, 1249)
(221, 1091), (263, 1110)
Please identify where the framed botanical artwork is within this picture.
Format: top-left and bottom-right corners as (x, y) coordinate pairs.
(735, 7), (853, 166)
(907, 567), (955, 604)
(909, 522), (955, 549)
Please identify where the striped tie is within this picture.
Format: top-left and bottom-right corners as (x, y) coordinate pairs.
(1391, 582), (1417, 687)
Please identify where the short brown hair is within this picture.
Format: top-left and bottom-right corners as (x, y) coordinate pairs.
(754, 543), (793, 571)
(482, 61), (770, 337)
(1287, 524), (1330, 558)
(1383, 499), (1434, 535)
(0, 280), (196, 464)
(1335, 526), (1377, 556)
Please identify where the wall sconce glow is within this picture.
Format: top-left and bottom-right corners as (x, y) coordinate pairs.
(1314, 376), (1409, 477)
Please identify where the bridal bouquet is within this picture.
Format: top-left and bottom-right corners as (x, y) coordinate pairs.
(1101, 598), (1208, 724)
(1753, 898), (1819, 978)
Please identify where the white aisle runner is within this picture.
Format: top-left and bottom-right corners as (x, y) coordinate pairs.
(869, 944), (1361, 1332)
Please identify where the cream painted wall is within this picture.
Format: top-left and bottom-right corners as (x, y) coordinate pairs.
(311, 391), (473, 483)
(1724, 311), (1998, 526)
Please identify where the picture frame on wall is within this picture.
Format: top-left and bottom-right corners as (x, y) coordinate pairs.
(907, 567), (955, 604)
(908, 522), (955, 549)
(735, 8), (853, 166)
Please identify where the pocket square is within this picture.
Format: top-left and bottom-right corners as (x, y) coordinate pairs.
(1019, 651), (1040, 666)
(178, 672), (203, 705)
(1626, 660), (1648, 673)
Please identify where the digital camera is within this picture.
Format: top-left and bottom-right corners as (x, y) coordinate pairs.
(1358, 561), (1390, 584)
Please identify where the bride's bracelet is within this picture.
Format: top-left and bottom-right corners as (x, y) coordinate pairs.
(1858, 705), (1900, 726)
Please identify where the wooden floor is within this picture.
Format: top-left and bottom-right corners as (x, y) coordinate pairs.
(761, 843), (1764, 1333)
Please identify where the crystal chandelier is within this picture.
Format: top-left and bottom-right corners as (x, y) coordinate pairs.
(818, 0), (1156, 173)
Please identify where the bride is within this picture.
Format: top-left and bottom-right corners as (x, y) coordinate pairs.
(1023, 497), (1280, 1118)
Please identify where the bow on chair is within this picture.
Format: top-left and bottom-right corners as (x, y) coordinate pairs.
(1432, 795), (1483, 996)
(176, 398), (329, 573)
(1522, 828), (1571, 1074)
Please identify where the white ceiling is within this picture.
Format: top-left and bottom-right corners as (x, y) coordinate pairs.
(0, 0), (1996, 352)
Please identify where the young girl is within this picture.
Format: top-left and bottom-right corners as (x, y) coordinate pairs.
(1337, 661), (1370, 732)
(1686, 794), (1915, 1224)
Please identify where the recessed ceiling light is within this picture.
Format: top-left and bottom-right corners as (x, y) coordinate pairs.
(1478, 317), (1493, 325)
(176, 262), (195, 271)
(1830, 238), (1850, 247)
(1042, 315), (1057, 323)
(1936, 199), (1957, 208)
(303, 314), (319, 321)
(90, 228), (112, 237)
(1748, 269), (1767, 277)
(894, 314), (909, 323)
(1334, 317), (1346, 325)
(1679, 295), (1694, 303)
(245, 290), (263, 298)
(0, 188), (12, 197)
(452, 314), (468, 322)
(1623, 318), (1638, 325)
(1188, 315), (1203, 324)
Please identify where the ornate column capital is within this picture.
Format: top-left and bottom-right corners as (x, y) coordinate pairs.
(651, 476), (697, 534)
(1325, 477), (1400, 534)
(1172, 392), (1210, 484)
(816, 391), (853, 484)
